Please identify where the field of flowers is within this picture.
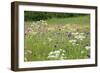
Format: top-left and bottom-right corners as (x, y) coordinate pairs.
(24, 16), (90, 61)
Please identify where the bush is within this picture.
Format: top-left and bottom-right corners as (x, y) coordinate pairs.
(24, 11), (87, 21)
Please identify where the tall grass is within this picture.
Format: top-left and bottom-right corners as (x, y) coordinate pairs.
(24, 15), (90, 61)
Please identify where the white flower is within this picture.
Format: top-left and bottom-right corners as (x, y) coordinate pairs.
(60, 56), (64, 60)
(76, 44), (79, 45)
(80, 38), (83, 41)
(75, 35), (85, 40)
(27, 50), (32, 54)
(81, 51), (85, 54)
(48, 55), (57, 58)
(47, 49), (66, 59)
(54, 50), (60, 54)
(72, 32), (79, 35)
(24, 57), (28, 61)
(59, 49), (65, 53)
(80, 33), (84, 35)
(69, 39), (77, 43)
(47, 53), (59, 59)
(49, 51), (55, 56)
(62, 50), (66, 53)
(72, 42), (76, 45)
(61, 53), (65, 56)
(60, 56), (66, 60)
(85, 46), (90, 50)
(59, 49), (63, 51)
(48, 37), (52, 42)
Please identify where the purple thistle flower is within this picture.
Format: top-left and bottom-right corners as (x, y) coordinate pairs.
(66, 32), (72, 38)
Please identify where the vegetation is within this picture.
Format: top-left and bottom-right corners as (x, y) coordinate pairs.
(24, 11), (90, 61)
(24, 11), (88, 21)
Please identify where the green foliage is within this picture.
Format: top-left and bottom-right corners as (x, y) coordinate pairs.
(24, 11), (88, 21)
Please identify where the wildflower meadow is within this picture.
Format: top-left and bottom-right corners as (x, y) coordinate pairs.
(24, 11), (90, 61)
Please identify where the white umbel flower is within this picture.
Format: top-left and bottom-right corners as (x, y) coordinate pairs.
(48, 37), (52, 42)
(85, 46), (90, 50)
(69, 39), (77, 43)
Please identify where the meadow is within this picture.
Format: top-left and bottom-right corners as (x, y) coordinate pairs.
(24, 13), (90, 61)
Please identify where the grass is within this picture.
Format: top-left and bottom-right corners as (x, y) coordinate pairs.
(46, 15), (90, 25)
(24, 15), (90, 62)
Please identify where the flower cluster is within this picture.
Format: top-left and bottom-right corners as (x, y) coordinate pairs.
(47, 49), (66, 60)
(74, 32), (85, 40)
(85, 46), (90, 50)
(24, 49), (33, 61)
(68, 32), (87, 46)
(25, 20), (48, 36)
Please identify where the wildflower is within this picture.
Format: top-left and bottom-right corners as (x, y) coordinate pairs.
(61, 53), (65, 56)
(60, 56), (64, 60)
(24, 57), (28, 61)
(69, 39), (77, 43)
(62, 50), (66, 53)
(49, 51), (54, 55)
(54, 50), (60, 54)
(38, 20), (48, 26)
(47, 51), (59, 59)
(48, 55), (57, 58)
(85, 46), (90, 50)
(59, 49), (63, 51)
(60, 53), (66, 60)
(27, 50), (32, 54)
(67, 32), (72, 38)
(80, 38), (83, 41)
(81, 51), (85, 54)
(72, 42), (76, 45)
(72, 32), (79, 35)
(47, 49), (66, 59)
(48, 37), (52, 42)
(74, 34), (85, 40)
(80, 33), (84, 35)
(76, 44), (79, 45)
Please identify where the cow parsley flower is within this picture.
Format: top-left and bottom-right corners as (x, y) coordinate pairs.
(85, 46), (90, 50)
(74, 34), (85, 40)
(48, 37), (52, 42)
(47, 49), (66, 60)
(69, 39), (77, 43)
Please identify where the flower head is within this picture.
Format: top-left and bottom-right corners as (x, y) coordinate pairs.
(85, 46), (90, 50)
